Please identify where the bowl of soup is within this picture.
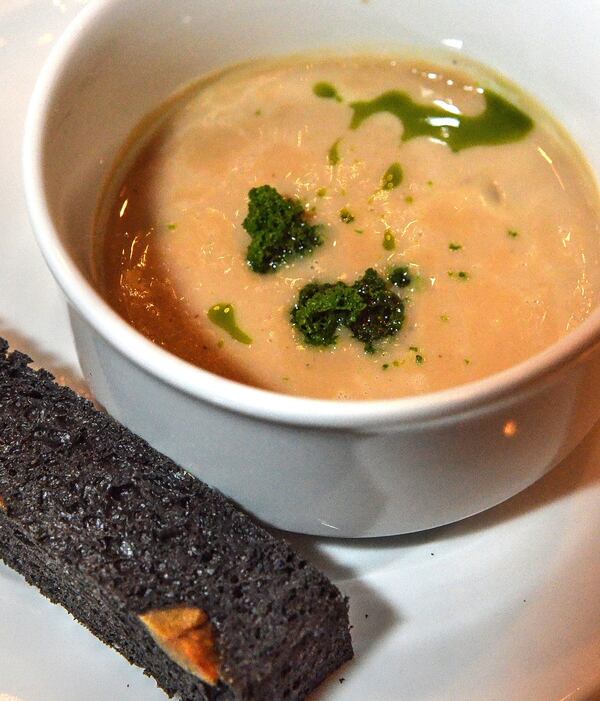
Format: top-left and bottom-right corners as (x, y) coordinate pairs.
(23, 0), (600, 536)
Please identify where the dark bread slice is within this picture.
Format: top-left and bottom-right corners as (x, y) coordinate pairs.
(0, 340), (352, 700)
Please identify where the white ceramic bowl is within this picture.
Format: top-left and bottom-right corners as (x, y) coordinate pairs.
(23, 0), (600, 536)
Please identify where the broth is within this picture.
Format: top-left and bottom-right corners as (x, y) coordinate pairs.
(95, 55), (600, 399)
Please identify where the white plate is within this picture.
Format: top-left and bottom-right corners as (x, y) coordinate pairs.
(1, 3), (599, 700)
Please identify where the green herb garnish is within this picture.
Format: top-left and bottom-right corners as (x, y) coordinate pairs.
(448, 270), (469, 280)
(316, 187), (328, 198)
(167, 223), (177, 230)
(449, 242), (462, 251)
(243, 185), (323, 273)
(507, 229), (519, 238)
(381, 162), (403, 190)
(340, 208), (355, 224)
(407, 346), (424, 364)
(383, 229), (396, 250)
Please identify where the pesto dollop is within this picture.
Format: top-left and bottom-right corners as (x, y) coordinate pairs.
(291, 268), (405, 353)
(208, 304), (252, 344)
(349, 89), (533, 152)
(243, 185), (323, 273)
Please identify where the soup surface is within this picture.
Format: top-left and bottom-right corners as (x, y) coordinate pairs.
(96, 55), (600, 400)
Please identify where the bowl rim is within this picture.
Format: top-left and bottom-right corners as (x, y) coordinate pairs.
(22, 0), (600, 429)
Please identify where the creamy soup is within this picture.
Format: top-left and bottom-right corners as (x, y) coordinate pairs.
(95, 55), (600, 400)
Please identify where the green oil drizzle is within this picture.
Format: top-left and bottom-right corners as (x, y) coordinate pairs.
(381, 162), (403, 190)
(383, 229), (396, 250)
(313, 82), (343, 102)
(208, 303), (252, 345)
(349, 89), (533, 152)
(328, 138), (342, 165)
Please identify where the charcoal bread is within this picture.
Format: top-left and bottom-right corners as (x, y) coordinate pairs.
(0, 340), (352, 700)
